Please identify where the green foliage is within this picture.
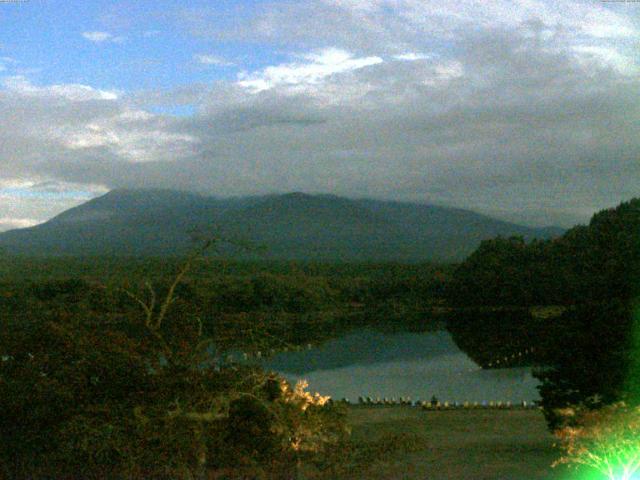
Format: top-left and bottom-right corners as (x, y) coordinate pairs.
(553, 402), (640, 480)
(0, 252), (350, 479)
(534, 301), (638, 429)
(446, 236), (558, 306)
(0, 257), (449, 355)
(448, 198), (640, 307)
(445, 198), (640, 433)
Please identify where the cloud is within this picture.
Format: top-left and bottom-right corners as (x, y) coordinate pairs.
(1, 1), (639, 227)
(0, 217), (40, 231)
(393, 52), (431, 61)
(181, 0), (638, 53)
(82, 31), (124, 43)
(2, 76), (119, 101)
(0, 180), (107, 232)
(63, 110), (199, 163)
(572, 45), (638, 75)
(237, 48), (383, 93)
(194, 54), (234, 67)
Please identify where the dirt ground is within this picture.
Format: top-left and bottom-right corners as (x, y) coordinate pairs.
(339, 406), (579, 480)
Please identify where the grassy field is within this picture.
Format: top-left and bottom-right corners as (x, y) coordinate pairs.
(339, 406), (578, 480)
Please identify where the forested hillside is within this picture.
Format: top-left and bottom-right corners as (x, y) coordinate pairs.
(0, 189), (563, 262)
(445, 198), (640, 428)
(447, 198), (640, 306)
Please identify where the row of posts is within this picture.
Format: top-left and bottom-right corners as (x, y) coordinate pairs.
(334, 397), (539, 409)
(221, 343), (315, 363)
(486, 347), (535, 368)
(220, 345), (537, 369)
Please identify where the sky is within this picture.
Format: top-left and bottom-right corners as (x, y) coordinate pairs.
(0, 0), (638, 230)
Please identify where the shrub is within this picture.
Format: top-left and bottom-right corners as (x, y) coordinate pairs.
(553, 402), (640, 480)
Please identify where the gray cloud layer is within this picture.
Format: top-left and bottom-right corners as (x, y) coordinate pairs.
(1, 0), (639, 228)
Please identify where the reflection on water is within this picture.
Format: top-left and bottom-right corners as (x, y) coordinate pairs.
(261, 329), (540, 403)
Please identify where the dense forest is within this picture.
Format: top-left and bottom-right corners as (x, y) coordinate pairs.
(0, 257), (450, 351)
(446, 198), (640, 427)
(447, 198), (640, 307)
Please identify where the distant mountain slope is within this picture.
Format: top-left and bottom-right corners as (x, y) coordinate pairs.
(0, 189), (564, 262)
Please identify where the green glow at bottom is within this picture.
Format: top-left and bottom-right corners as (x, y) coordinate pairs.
(568, 468), (640, 480)
(570, 300), (640, 480)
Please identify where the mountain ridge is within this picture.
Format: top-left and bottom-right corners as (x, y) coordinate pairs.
(0, 189), (565, 262)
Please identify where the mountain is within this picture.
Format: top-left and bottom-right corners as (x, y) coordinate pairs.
(0, 189), (564, 262)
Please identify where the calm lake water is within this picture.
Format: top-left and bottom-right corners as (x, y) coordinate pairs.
(260, 329), (540, 403)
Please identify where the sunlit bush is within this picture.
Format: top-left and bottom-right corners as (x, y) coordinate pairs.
(553, 402), (640, 480)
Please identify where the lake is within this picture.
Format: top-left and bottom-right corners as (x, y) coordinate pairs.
(260, 329), (540, 403)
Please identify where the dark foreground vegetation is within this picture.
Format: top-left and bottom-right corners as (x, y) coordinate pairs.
(0, 257), (449, 351)
(1, 197), (638, 478)
(0, 252), (450, 478)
